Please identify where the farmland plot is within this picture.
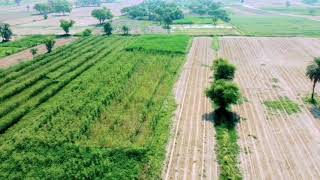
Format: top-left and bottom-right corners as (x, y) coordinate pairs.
(219, 37), (320, 179)
(163, 37), (219, 180)
(0, 35), (190, 179)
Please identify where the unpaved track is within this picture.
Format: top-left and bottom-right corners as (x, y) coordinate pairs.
(163, 37), (218, 180)
(0, 38), (76, 68)
(219, 37), (320, 179)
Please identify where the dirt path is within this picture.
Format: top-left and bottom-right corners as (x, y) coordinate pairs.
(0, 38), (76, 68)
(163, 37), (218, 180)
(219, 37), (320, 179)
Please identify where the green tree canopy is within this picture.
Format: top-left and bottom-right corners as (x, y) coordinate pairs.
(34, 3), (51, 15)
(51, 0), (72, 15)
(306, 57), (320, 101)
(91, 7), (113, 24)
(0, 24), (13, 42)
(44, 38), (56, 53)
(60, 20), (75, 35)
(122, 0), (183, 23)
(206, 80), (240, 111)
(103, 22), (113, 36)
(213, 58), (236, 81)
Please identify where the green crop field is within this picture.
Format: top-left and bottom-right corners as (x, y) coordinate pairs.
(263, 7), (320, 16)
(173, 16), (214, 25)
(0, 35), (190, 179)
(0, 35), (51, 58)
(230, 14), (320, 37)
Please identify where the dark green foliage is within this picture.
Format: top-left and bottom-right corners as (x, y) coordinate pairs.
(33, 3), (51, 15)
(91, 7), (113, 24)
(121, 25), (130, 35)
(121, 0), (183, 23)
(189, 0), (230, 22)
(306, 57), (320, 101)
(0, 24), (13, 42)
(50, 0), (72, 15)
(81, 29), (92, 37)
(59, 19), (75, 35)
(44, 38), (56, 53)
(206, 80), (240, 110)
(213, 58), (236, 80)
(103, 22), (113, 36)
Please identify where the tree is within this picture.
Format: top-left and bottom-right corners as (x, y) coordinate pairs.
(0, 24), (13, 42)
(306, 57), (320, 102)
(212, 17), (218, 25)
(213, 59), (236, 80)
(121, 25), (129, 35)
(286, 1), (291, 7)
(51, 0), (72, 15)
(44, 38), (56, 53)
(206, 80), (240, 112)
(30, 48), (38, 58)
(162, 15), (173, 33)
(103, 22), (112, 36)
(15, 0), (22, 6)
(34, 3), (51, 19)
(60, 20), (75, 35)
(82, 28), (92, 37)
(91, 7), (113, 24)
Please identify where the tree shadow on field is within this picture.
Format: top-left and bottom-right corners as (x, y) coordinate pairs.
(202, 109), (240, 129)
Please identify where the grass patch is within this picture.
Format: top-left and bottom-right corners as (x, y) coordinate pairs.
(264, 97), (300, 115)
(215, 125), (242, 180)
(173, 16), (214, 24)
(230, 14), (320, 37)
(125, 35), (190, 54)
(212, 36), (220, 51)
(263, 7), (320, 16)
(0, 35), (51, 58)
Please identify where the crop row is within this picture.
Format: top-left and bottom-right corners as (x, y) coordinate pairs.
(0, 37), (96, 86)
(0, 38), (123, 132)
(0, 37), (109, 102)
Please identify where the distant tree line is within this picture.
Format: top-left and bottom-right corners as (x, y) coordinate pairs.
(303, 0), (318, 5)
(121, 0), (184, 23)
(76, 0), (101, 7)
(34, 0), (72, 19)
(189, 0), (230, 23)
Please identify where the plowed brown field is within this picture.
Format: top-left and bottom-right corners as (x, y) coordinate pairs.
(163, 37), (218, 180)
(219, 37), (320, 179)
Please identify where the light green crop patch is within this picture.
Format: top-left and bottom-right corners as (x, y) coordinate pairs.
(264, 97), (300, 115)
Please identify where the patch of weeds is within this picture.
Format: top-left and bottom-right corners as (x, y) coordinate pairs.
(213, 111), (242, 180)
(271, 78), (279, 83)
(243, 146), (251, 155)
(264, 97), (300, 115)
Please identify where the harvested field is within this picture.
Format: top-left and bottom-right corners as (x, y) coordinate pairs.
(219, 37), (320, 179)
(163, 37), (219, 180)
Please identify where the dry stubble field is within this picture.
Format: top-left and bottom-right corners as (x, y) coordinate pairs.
(219, 37), (320, 179)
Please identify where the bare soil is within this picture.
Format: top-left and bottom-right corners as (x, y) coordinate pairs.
(219, 37), (320, 179)
(2, 0), (143, 35)
(163, 37), (218, 180)
(0, 37), (76, 68)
